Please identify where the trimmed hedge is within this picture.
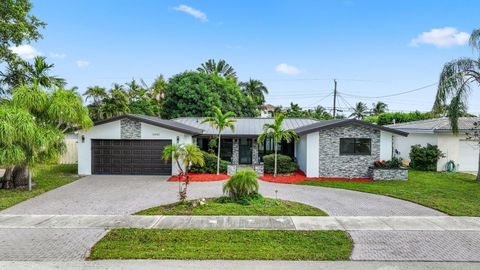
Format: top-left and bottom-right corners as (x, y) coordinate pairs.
(409, 144), (444, 171)
(364, 111), (433, 125)
(263, 154), (298, 174)
(189, 151), (229, 174)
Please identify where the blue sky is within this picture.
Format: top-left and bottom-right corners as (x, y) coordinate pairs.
(15, 0), (480, 114)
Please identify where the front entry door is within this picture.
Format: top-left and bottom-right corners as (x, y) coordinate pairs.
(239, 138), (252, 164)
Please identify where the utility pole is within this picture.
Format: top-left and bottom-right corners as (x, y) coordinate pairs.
(333, 79), (337, 118)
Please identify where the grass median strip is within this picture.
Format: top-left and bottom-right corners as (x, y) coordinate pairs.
(88, 229), (352, 260)
(135, 195), (327, 216)
(299, 170), (479, 216)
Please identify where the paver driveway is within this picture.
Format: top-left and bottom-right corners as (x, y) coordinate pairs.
(1, 175), (443, 216)
(4, 175), (480, 262)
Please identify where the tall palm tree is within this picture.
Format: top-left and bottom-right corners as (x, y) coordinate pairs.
(240, 79), (269, 107)
(197, 59), (237, 79)
(372, 101), (388, 115)
(258, 113), (298, 177)
(202, 107), (236, 174)
(83, 86), (107, 107)
(433, 28), (480, 181)
(150, 74), (167, 101)
(350, 102), (368, 119)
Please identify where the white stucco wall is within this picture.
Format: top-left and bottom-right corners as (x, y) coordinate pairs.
(393, 133), (438, 162)
(380, 131), (393, 161)
(295, 133), (320, 178)
(77, 120), (192, 175)
(296, 135), (307, 174)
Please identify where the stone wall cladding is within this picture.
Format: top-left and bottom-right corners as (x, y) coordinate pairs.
(120, 119), (141, 139)
(227, 164), (264, 176)
(252, 139), (259, 164)
(232, 139), (239, 165)
(318, 125), (380, 178)
(373, 169), (408, 181)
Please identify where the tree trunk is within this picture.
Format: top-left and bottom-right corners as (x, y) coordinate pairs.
(217, 134), (221, 175)
(1, 167), (14, 189)
(12, 165), (28, 187)
(274, 139), (278, 177)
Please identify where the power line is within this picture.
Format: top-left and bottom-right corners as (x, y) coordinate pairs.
(340, 82), (437, 99)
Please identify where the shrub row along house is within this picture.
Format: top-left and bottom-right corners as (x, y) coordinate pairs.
(78, 114), (407, 178)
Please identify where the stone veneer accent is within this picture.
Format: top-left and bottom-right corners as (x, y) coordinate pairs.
(318, 125), (380, 178)
(120, 119), (141, 139)
(373, 168), (408, 181)
(252, 139), (259, 164)
(227, 164), (264, 176)
(232, 139), (239, 165)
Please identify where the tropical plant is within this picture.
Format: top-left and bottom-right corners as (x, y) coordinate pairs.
(84, 86), (107, 107)
(189, 151), (228, 174)
(263, 154), (298, 174)
(223, 170), (259, 200)
(162, 143), (205, 201)
(409, 144), (445, 171)
(197, 59), (237, 79)
(240, 79), (269, 107)
(350, 102), (368, 119)
(150, 74), (167, 101)
(372, 101), (388, 115)
(258, 113), (298, 176)
(433, 28), (480, 181)
(202, 107), (236, 174)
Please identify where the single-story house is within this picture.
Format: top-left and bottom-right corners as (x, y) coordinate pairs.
(386, 117), (480, 172)
(77, 114), (408, 178)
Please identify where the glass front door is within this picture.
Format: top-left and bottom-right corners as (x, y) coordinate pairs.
(239, 138), (252, 164)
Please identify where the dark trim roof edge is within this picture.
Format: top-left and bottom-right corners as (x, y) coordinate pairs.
(94, 114), (203, 135)
(295, 119), (409, 137)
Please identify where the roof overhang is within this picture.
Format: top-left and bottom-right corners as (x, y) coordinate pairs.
(295, 119), (409, 137)
(94, 114), (204, 135)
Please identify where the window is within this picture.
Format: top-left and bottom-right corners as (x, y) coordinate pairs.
(340, 138), (371, 155)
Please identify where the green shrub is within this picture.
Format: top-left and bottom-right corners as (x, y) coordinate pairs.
(223, 171), (259, 200)
(189, 151), (228, 174)
(364, 111), (433, 125)
(263, 154), (298, 174)
(409, 144), (445, 171)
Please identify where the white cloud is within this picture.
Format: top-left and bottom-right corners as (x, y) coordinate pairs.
(9, 44), (41, 59)
(409, 27), (470, 48)
(275, 63), (301, 75)
(76, 60), (90, 68)
(174, 4), (207, 22)
(50, 52), (66, 59)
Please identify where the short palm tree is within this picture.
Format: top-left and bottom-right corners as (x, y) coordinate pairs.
(202, 108), (236, 174)
(350, 102), (368, 119)
(197, 59), (237, 79)
(433, 28), (480, 181)
(240, 79), (269, 107)
(372, 101), (388, 115)
(258, 113), (298, 177)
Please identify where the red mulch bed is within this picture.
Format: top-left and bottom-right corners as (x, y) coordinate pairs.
(168, 173), (229, 182)
(260, 171), (373, 184)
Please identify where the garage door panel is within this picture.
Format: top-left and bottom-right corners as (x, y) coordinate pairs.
(459, 140), (479, 172)
(92, 139), (172, 175)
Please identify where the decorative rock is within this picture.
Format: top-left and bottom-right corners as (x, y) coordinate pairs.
(373, 168), (408, 181)
(120, 119), (141, 139)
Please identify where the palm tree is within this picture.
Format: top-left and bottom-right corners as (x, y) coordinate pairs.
(83, 86), (107, 106)
(150, 74), (167, 101)
(258, 113), (298, 177)
(202, 107), (236, 174)
(372, 101), (388, 115)
(312, 105), (332, 120)
(197, 59), (237, 79)
(350, 102), (368, 119)
(240, 79), (269, 106)
(433, 28), (480, 181)
(162, 143), (204, 201)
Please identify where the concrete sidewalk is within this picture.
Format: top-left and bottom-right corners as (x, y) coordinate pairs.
(1, 214), (480, 231)
(0, 260), (479, 270)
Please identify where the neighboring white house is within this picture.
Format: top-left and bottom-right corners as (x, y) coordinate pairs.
(77, 114), (406, 178)
(386, 117), (480, 172)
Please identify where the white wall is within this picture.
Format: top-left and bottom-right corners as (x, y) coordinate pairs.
(296, 135), (307, 174)
(393, 133), (438, 162)
(295, 132), (320, 178)
(380, 131), (393, 161)
(77, 120), (192, 175)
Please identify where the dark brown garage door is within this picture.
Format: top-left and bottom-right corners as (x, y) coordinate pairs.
(91, 140), (172, 175)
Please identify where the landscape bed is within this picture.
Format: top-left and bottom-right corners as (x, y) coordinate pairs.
(168, 173), (229, 182)
(135, 195), (327, 216)
(88, 229), (352, 260)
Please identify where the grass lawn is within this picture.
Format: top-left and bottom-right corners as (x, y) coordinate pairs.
(88, 229), (352, 260)
(0, 164), (79, 211)
(300, 170), (480, 216)
(135, 195), (327, 216)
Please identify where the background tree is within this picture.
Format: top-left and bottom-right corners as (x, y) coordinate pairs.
(162, 143), (204, 201)
(433, 28), (480, 181)
(372, 101), (388, 115)
(350, 102), (368, 119)
(150, 74), (167, 102)
(202, 107), (236, 174)
(197, 59), (237, 80)
(84, 86), (107, 120)
(161, 71), (257, 119)
(258, 114), (298, 177)
(240, 79), (269, 108)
